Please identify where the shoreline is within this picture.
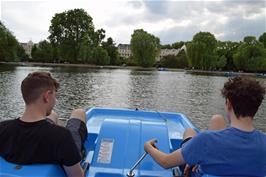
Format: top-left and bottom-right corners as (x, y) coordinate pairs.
(0, 62), (265, 78)
(0, 61), (184, 72)
(185, 69), (263, 77)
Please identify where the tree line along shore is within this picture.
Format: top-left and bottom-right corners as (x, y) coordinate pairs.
(1, 8), (266, 73)
(2, 61), (265, 79)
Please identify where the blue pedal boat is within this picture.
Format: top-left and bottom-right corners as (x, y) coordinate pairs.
(0, 107), (252, 177)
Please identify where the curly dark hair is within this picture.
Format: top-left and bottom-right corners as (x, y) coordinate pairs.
(21, 72), (59, 104)
(221, 76), (265, 118)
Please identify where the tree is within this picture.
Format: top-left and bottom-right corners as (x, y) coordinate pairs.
(233, 36), (266, 72)
(93, 28), (106, 47)
(176, 50), (188, 68)
(31, 40), (53, 62)
(160, 44), (172, 49)
(259, 32), (266, 48)
(172, 41), (185, 49)
(216, 55), (227, 69)
(130, 29), (160, 67)
(216, 41), (240, 70)
(187, 32), (218, 69)
(243, 36), (257, 45)
(160, 51), (188, 68)
(91, 46), (110, 65)
(17, 45), (29, 61)
(160, 55), (178, 68)
(101, 37), (120, 65)
(0, 21), (20, 61)
(49, 9), (102, 63)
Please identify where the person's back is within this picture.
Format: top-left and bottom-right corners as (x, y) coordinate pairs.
(182, 127), (266, 176)
(0, 118), (80, 166)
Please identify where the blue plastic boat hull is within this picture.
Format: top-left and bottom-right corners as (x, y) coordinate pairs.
(0, 107), (252, 177)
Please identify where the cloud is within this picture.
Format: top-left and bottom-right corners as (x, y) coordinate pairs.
(1, 0), (265, 45)
(141, 0), (266, 43)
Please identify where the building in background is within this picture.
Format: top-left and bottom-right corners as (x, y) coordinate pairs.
(20, 40), (34, 58)
(117, 44), (131, 59)
(118, 44), (187, 61)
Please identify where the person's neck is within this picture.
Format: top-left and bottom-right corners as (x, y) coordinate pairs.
(230, 115), (255, 132)
(20, 104), (47, 122)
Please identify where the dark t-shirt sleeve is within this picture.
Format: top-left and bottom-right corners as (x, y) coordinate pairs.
(56, 129), (81, 166)
(181, 132), (207, 166)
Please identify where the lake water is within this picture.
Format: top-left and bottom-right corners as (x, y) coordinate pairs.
(0, 64), (265, 132)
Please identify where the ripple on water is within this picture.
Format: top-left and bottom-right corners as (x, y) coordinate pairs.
(0, 66), (265, 132)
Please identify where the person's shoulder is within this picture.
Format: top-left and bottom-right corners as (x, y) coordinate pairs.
(254, 130), (266, 139)
(0, 119), (17, 126)
(197, 128), (226, 136)
(196, 128), (231, 140)
(191, 131), (211, 141)
(204, 127), (231, 133)
(255, 129), (266, 135)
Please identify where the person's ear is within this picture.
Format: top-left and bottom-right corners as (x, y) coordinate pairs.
(43, 90), (50, 103)
(226, 99), (233, 111)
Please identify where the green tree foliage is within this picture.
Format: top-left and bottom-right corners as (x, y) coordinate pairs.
(216, 41), (240, 70)
(49, 8), (103, 63)
(130, 29), (160, 67)
(176, 50), (188, 68)
(17, 45), (29, 61)
(243, 36), (257, 44)
(216, 55), (227, 69)
(160, 51), (188, 68)
(160, 44), (172, 49)
(93, 29), (105, 47)
(91, 46), (110, 65)
(160, 55), (178, 68)
(0, 21), (20, 61)
(259, 32), (266, 48)
(160, 41), (185, 50)
(187, 32), (218, 69)
(31, 40), (53, 62)
(102, 37), (120, 65)
(172, 41), (185, 49)
(233, 36), (266, 72)
(123, 56), (138, 66)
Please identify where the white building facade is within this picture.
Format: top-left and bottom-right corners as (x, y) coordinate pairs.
(20, 40), (34, 58)
(117, 44), (132, 59)
(118, 44), (187, 61)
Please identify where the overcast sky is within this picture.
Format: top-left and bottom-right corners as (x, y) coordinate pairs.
(0, 0), (265, 45)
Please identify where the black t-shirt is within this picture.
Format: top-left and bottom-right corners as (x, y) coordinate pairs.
(0, 118), (81, 166)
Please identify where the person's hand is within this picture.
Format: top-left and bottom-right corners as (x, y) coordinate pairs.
(184, 164), (198, 177)
(144, 139), (157, 153)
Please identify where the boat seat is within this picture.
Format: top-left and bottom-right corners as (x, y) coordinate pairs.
(0, 156), (65, 177)
(88, 118), (173, 177)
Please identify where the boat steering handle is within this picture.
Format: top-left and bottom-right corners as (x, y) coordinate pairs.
(127, 140), (158, 177)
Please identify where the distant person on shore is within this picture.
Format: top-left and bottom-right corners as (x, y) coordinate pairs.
(144, 76), (266, 176)
(0, 72), (87, 177)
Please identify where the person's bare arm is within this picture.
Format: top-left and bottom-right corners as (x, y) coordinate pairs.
(144, 139), (186, 169)
(63, 162), (84, 177)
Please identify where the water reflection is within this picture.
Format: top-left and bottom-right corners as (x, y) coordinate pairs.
(0, 65), (265, 132)
(128, 70), (159, 109)
(183, 75), (227, 129)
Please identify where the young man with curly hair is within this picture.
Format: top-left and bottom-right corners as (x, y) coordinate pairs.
(0, 72), (87, 177)
(145, 76), (266, 177)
